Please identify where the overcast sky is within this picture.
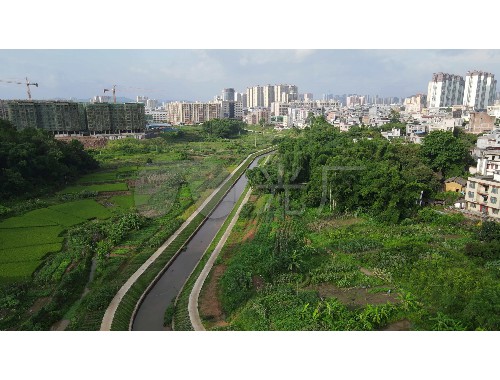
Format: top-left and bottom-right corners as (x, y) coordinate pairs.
(1, 49), (500, 102)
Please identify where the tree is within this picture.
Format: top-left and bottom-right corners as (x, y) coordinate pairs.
(420, 130), (471, 177)
(202, 119), (245, 138)
(0, 121), (98, 200)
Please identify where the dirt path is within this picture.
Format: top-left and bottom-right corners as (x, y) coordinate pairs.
(198, 264), (228, 329)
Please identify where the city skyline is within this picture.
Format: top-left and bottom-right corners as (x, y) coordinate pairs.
(2, 50), (500, 102)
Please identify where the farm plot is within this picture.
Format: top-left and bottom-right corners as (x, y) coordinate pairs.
(49, 199), (112, 220)
(57, 182), (128, 194)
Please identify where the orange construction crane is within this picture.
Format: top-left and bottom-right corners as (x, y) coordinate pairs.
(0, 77), (39, 100)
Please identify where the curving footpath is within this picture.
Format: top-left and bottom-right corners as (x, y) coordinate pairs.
(100, 147), (271, 331)
(188, 187), (253, 330)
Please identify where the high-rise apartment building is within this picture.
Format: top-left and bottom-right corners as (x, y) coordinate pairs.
(427, 72), (464, 108)
(263, 85), (275, 108)
(0, 100), (145, 133)
(0, 100), (86, 132)
(247, 86), (264, 108)
(246, 84), (299, 108)
(463, 71), (497, 110)
(165, 101), (221, 125)
(86, 103), (146, 133)
(274, 84), (298, 103)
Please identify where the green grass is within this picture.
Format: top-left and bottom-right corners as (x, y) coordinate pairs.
(0, 261), (42, 284)
(21, 208), (87, 227)
(0, 226), (64, 250)
(49, 199), (112, 220)
(0, 215), (59, 229)
(0, 243), (63, 264)
(109, 195), (135, 209)
(57, 183), (128, 194)
(76, 171), (120, 184)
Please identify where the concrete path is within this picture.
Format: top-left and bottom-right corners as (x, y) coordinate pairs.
(188, 188), (253, 331)
(100, 148), (269, 331)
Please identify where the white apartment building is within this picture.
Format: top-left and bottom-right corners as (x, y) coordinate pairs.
(427, 72), (464, 108)
(247, 86), (264, 108)
(263, 85), (275, 108)
(463, 71), (497, 110)
(145, 110), (168, 123)
(165, 101), (221, 125)
(466, 158), (500, 220)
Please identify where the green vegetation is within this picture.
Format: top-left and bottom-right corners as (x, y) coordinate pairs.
(57, 183), (128, 194)
(191, 118), (497, 331)
(202, 119), (245, 139)
(420, 130), (473, 177)
(0, 120), (98, 200)
(0, 123), (281, 330)
(111, 147), (275, 331)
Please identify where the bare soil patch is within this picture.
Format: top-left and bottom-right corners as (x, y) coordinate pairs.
(199, 264), (228, 328)
(382, 319), (412, 331)
(308, 217), (363, 232)
(308, 283), (399, 309)
(28, 297), (52, 315)
(241, 220), (257, 242)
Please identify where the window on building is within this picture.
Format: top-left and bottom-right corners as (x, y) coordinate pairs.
(491, 197), (497, 204)
(470, 203), (477, 209)
(493, 187), (498, 194)
(468, 191), (475, 198)
(469, 182), (475, 189)
(494, 209), (499, 214)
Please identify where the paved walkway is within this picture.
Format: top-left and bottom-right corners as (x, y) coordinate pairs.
(188, 187), (253, 331)
(100, 148), (269, 331)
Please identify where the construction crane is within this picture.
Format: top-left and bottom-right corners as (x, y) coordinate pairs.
(103, 84), (160, 104)
(103, 84), (117, 104)
(0, 77), (38, 100)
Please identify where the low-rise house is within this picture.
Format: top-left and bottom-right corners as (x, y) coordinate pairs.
(444, 176), (467, 193)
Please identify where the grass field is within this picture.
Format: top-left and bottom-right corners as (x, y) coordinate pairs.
(0, 243), (63, 264)
(0, 226), (65, 250)
(57, 183), (128, 194)
(76, 171), (121, 184)
(0, 200), (115, 285)
(49, 199), (112, 220)
(0, 261), (43, 284)
(109, 195), (135, 210)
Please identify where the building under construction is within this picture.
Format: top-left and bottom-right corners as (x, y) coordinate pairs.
(0, 100), (145, 134)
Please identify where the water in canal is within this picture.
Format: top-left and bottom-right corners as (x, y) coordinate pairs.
(132, 154), (268, 331)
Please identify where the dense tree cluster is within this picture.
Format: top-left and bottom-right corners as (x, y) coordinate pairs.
(247, 117), (446, 222)
(202, 119), (245, 138)
(0, 120), (98, 200)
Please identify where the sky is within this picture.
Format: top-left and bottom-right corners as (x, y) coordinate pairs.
(2, 49), (500, 102)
